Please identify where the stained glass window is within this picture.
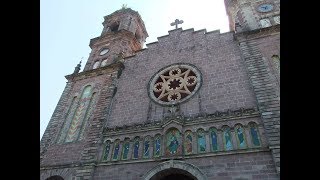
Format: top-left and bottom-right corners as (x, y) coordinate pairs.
(103, 141), (110, 161)
(236, 126), (247, 149)
(184, 131), (193, 155)
(165, 129), (181, 156)
(197, 129), (206, 153)
(210, 128), (218, 151)
(143, 137), (150, 158)
(112, 140), (120, 160)
(224, 128), (233, 151)
(65, 85), (92, 143)
(133, 138), (139, 159)
(154, 135), (161, 157)
(250, 124), (261, 147)
(122, 140), (130, 160)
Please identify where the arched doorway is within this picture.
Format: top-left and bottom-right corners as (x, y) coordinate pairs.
(45, 175), (64, 180)
(150, 168), (196, 180)
(143, 160), (207, 180)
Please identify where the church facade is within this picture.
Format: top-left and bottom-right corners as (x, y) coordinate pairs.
(40, 0), (280, 179)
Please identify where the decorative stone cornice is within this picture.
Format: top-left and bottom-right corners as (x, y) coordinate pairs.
(235, 24), (280, 42)
(65, 60), (124, 82)
(103, 107), (259, 135)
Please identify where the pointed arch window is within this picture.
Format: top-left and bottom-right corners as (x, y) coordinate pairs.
(143, 136), (151, 158)
(132, 137), (140, 159)
(223, 127), (233, 151)
(93, 61), (100, 69)
(249, 123), (261, 147)
(209, 128), (218, 151)
(112, 140), (120, 161)
(102, 141), (111, 161)
(122, 139), (130, 160)
(154, 135), (161, 157)
(184, 130), (193, 155)
(235, 125), (247, 149)
(65, 85), (94, 143)
(197, 129), (206, 153)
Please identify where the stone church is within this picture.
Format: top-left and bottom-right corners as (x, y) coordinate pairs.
(40, 0), (280, 179)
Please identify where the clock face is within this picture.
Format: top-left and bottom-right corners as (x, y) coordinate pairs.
(99, 48), (109, 56)
(257, 4), (274, 13)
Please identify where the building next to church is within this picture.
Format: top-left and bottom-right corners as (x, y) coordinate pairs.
(40, 0), (280, 179)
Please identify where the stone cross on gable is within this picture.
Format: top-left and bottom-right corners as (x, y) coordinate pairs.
(170, 19), (184, 29)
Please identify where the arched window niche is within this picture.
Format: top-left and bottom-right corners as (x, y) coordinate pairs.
(184, 130), (193, 155)
(235, 124), (247, 149)
(165, 128), (182, 156)
(249, 122), (261, 147)
(197, 129), (206, 153)
(102, 140), (111, 161)
(223, 126), (234, 151)
(209, 127), (218, 152)
(132, 137), (140, 159)
(122, 138), (130, 160)
(143, 136), (151, 158)
(112, 139), (121, 161)
(154, 134), (162, 157)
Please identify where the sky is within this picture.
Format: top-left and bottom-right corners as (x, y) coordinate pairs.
(40, 0), (230, 139)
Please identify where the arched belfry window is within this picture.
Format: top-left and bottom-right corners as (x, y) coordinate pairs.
(110, 22), (120, 32)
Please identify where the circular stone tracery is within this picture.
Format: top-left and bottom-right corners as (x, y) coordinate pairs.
(148, 64), (202, 106)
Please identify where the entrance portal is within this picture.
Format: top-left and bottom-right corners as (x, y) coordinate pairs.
(143, 160), (207, 180)
(151, 168), (196, 180)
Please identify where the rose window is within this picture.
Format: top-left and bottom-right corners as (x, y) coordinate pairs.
(148, 64), (202, 106)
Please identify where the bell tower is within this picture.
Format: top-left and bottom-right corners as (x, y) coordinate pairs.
(83, 7), (148, 71)
(224, 0), (280, 32)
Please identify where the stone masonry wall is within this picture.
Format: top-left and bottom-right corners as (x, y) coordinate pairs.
(107, 28), (258, 127)
(92, 151), (278, 180)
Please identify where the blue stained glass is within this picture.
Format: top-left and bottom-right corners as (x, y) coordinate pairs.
(198, 133), (206, 152)
(113, 142), (120, 160)
(103, 143), (110, 160)
(237, 127), (247, 148)
(144, 140), (150, 157)
(133, 141), (139, 159)
(211, 131), (218, 151)
(122, 142), (129, 160)
(250, 127), (261, 146)
(224, 130), (233, 150)
(155, 137), (161, 156)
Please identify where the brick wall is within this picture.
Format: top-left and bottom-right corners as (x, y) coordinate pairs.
(91, 151), (278, 180)
(107, 28), (257, 127)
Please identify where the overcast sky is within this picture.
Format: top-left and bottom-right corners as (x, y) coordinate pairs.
(40, 0), (230, 139)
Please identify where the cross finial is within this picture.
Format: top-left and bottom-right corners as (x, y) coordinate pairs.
(121, 4), (127, 9)
(170, 19), (184, 29)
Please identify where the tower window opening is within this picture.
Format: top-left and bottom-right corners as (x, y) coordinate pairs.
(110, 23), (119, 32)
